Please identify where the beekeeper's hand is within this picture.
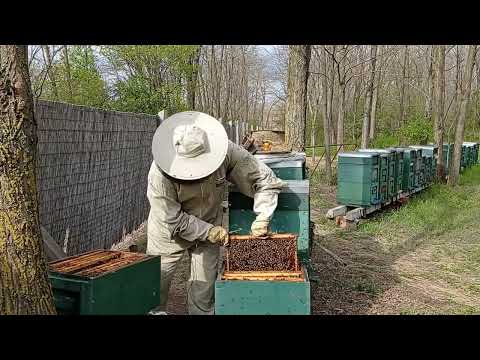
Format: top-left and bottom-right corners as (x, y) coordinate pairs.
(251, 218), (269, 237)
(207, 226), (228, 245)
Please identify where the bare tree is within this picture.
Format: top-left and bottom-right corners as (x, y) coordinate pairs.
(369, 45), (382, 140)
(186, 46), (201, 110)
(0, 45), (56, 315)
(336, 46), (347, 149)
(320, 46), (333, 184)
(448, 45), (477, 186)
(398, 45), (409, 126)
(62, 45), (74, 102)
(285, 45), (311, 151)
(433, 45), (446, 180)
(41, 45), (59, 100)
(361, 45), (378, 148)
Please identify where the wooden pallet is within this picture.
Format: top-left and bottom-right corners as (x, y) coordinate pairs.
(326, 186), (428, 228)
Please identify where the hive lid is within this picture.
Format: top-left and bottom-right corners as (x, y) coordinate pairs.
(358, 148), (394, 154)
(410, 145), (438, 150)
(229, 179), (309, 194)
(338, 151), (378, 158)
(49, 250), (152, 279)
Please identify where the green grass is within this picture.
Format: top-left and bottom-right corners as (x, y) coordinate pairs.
(359, 165), (480, 247)
(309, 164), (480, 314)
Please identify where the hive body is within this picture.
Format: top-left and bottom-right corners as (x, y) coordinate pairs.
(48, 250), (161, 315)
(218, 151), (311, 315)
(336, 152), (380, 206)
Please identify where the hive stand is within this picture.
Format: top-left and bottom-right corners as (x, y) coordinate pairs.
(326, 185), (427, 228)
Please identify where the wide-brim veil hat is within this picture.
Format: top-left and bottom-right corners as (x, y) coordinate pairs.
(152, 111), (229, 180)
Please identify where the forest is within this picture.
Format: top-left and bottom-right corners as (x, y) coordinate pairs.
(29, 45), (480, 145)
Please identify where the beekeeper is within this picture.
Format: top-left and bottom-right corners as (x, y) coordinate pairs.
(146, 111), (284, 315)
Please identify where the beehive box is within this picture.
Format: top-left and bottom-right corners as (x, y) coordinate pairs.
(386, 148), (405, 194)
(461, 144), (467, 170)
(411, 145), (438, 182)
(357, 149), (394, 202)
(442, 143), (453, 172)
(48, 250), (160, 315)
(409, 148), (423, 189)
(254, 152), (306, 180)
(463, 142), (478, 167)
(229, 180), (310, 262)
(396, 148), (416, 192)
(215, 234), (310, 315)
(336, 152), (380, 207)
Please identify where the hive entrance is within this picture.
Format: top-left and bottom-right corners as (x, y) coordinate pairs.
(49, 250), (147, 278)
(223, 234), (302, 281)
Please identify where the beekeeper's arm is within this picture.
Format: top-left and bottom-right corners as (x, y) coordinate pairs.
(147, 163), (226, 244)
(226, 142), (284, 236)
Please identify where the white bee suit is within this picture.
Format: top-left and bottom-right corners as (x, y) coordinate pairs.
(146, 141), (284, 315)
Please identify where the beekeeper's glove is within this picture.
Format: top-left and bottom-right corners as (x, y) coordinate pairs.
(251, 218), (269, 237)
(207, 226), (228, 245)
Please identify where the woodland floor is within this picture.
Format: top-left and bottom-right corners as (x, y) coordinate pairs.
(133, 162), (480, 315)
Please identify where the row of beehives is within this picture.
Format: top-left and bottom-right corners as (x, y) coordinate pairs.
(336, 142), (479, 208)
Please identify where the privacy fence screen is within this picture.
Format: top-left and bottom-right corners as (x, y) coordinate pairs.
(35, 101), (248, 255)
(35, 101), (158, 255)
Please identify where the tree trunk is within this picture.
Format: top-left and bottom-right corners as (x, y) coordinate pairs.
(369, 45), (381, 140)
(448, 45), (477, 186)
(361, 45), (377, 148)
(0, 45), (56, 315)
(62, 45), (74, 102)
(426, 45), (435, 119)
(187, 45), (201, 110)
(285, 45), (311, 152)
(336, 46), (347, 150)
(311, 111), (317, 161)
(399, 45), (409, 126)
(328, 46), (336, 145)
(433, 45), (446, 180)
(321, 47), (333, 184)
(41, 45), (58, 100)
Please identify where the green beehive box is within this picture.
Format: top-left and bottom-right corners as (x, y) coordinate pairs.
(229, 180), (310, 262)
(442, 143), (453, 172)
(386, 148), (405, 194)
(254, 153), (306, 180)
(357, 149), (394, 202)
(411, 145), (438, 182)
(395, 148), (415, 192)
(336, 152), (380, 207)
(215, 265), (310, 315)
(425, 156), (433, 184)
(48, 250), (161, 315)
(463, 142), (478, 168)
(408, 148), (423, 189)
(461, 144), (467, 170)
(420, 155), (426, 187)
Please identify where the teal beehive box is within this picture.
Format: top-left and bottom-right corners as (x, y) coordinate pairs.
(463, 142), (478, 167)
(228, 180), (310, 262)
(357, 149), (395, 202)
(48, 250), (161, 315)
(254, 152), (306, 180)
(461, 144), (467, 170)
(442, 143), (453, 174)
(336, 152), (380, 207)
(215, 268), (311, 315)
(386, 148), (405, 194)
(411, 145), (439, 182)
(408, 148), (423, 189)
(396, 148), (416, 192)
